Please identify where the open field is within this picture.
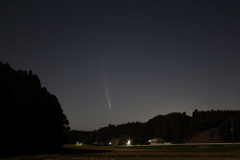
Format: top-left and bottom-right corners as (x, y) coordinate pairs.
(1, 144), (240, 160)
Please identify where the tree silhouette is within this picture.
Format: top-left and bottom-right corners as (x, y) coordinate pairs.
(0, 62), (70, 155)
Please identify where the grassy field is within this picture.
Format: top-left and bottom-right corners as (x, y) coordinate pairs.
(1, 144), (240, 160)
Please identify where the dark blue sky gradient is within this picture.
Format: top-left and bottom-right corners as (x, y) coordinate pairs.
(1, 0), (240, 130)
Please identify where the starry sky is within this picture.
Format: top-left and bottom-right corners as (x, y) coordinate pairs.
(1, 0), (240, 131)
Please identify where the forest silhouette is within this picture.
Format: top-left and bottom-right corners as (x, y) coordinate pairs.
(68, 110), (240, 145)
(0, 62), (70, 156)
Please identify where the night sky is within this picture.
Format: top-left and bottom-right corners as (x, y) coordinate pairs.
(1, 0), (240, 131)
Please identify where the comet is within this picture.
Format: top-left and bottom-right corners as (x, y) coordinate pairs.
(101, 68), (112, 109)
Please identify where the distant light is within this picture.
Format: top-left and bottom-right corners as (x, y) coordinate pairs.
(127, 140), (131, 145)
(77, 142), (79, 144)
(109, 142), (111, 145)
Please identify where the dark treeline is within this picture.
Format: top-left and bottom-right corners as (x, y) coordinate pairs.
(0, 62), (70, 155)
(68, 110), (240, 145)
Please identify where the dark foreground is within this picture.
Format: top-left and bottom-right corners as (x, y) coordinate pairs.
(1, 144), (240, 160)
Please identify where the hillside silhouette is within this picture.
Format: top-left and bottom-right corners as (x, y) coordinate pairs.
(68, 110), (240, 145)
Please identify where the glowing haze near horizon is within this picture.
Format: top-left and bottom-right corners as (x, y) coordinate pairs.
(1, 0), (240, 131)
